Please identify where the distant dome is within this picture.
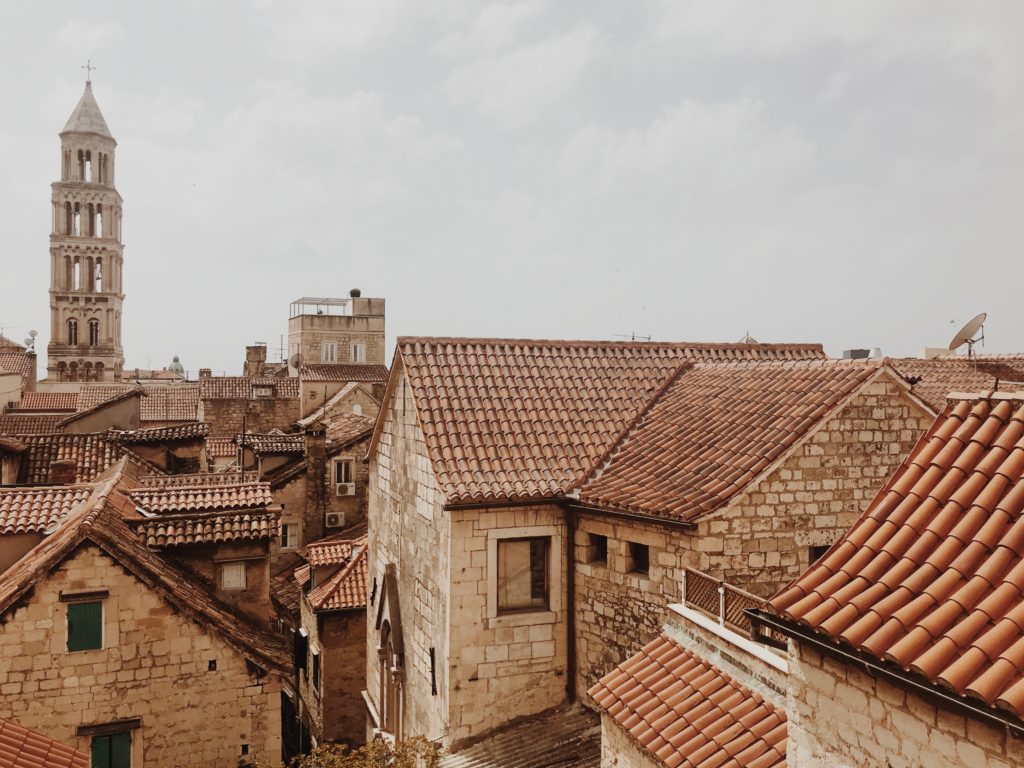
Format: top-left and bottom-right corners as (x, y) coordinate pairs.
(738, 332), (759, 344)
(168, 355), (185, 375)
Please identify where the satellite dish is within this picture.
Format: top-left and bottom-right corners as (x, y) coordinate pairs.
(948, 312), (987, 356)
(29, 330), (37, 338)
(288, 353), (304, 370)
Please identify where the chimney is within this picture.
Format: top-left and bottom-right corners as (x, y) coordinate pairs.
(304, 423), (328, 542)
(199, 368), (212, 379)
(49, 460), (77, 485)
(244, 345), (267, 377)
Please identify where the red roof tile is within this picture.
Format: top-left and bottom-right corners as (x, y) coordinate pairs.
(300, 364), (389, 383)
(305, 522), (368, 567)
(128, 482), (272, 514)
(200, 377), (299, 400)
(139, 471), (258, 488)
(237, 431), (305, 455)
(78, 384), (199, 422)
(0, 335), (26, 352)
(108, 422), (210, 443)
(580, 360), (890, 522)
(205, 437), (237, 458)
(16, 392), (79, 412)
(307, 545), (367, 611)
(589, 633), (787, 768)
(0, 485), (94, 534)
(130, 510), (279, 547)
(767, 392), (1024, 722)
(0, 716), (87, 768)
(890, 357), (1024, 413)
(325, 411), (375, 448)
(0, 414), (65, 435)
(18, 434), (125, 484)
(0, 352), (34, 388)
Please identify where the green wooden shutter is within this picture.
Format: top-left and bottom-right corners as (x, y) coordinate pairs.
(111, 732), (131, 768)
(67, 602), (102, 651)
(91, 735), (110, 768)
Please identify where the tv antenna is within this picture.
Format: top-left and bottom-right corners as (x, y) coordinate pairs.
(614, 333), (652, 342)
(23, 329), (38, 354)
(948, 312), (986, 358)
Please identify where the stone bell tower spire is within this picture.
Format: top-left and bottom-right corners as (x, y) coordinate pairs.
(47, 70), (125, 382)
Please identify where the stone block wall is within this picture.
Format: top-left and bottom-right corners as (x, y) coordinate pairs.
(0, 543), (282, 766)
(299, 594), (324, 744)
(787, 640), (1024, 767)
(448, 503), (569, 746)
(201, 396), (300, 437)
(321, 611), (367, 745)
(368, 368), (450, 743)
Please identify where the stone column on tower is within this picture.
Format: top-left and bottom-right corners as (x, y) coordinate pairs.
(46, 76), (126, 382)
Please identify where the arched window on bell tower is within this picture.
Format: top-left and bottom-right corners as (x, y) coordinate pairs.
(88, 319), (99, 346)
(67, 319), (79, 346)
(94, 259), (103, 292)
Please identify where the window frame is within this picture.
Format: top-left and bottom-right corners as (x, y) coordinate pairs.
(221, 561), (247, 591)
(333, 458), (354, 484)
(91, 731), (131, 768)
(496, 536), (550, 615)
(66, 600), (103, 653)
(485, 525), (561, 627)
(312, 650), (321, 694)
(322, 341), (338, 363)
(351, 343), (366, 363)
(587, 533), (609, 565)
(281, 523), (297, 550)
(627, 541), (650, 575)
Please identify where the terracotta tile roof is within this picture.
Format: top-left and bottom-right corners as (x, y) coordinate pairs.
(16, 392), (78, 412)
(108, 422), (210, 443)
(325, 411), (375, 448)
(205, 436), (237, 458)
(128, 481), (273, 514)
(0, 414), (65, 435)
(0, 716), (87, 768)
(300, 364), (389, 383)
(18, 434), (125, 484)
(0, 485), (95, 534)
(579, 360), (890, 522)
(0, 352), (34, 388)
(200, 377), (299, 400)
(767, 392), (1024, 722)
(305, 522), (368, 567)
(307, 545), (367, 611)
(271, 552), (306, 620)
(129, 509), (279, 548)
(386, 338), (827, 505)
(237, 431), (305, 455)
(78, 384), (199, 422)
(589, 633), (787, 768)
(0, 335), (26, 352)
(0, 460), (289, 673)
(139, 471), (258, 488)
(889, 357), (1024, 413)
(57, 388), (147, 428)
(439, 706), (600, 768)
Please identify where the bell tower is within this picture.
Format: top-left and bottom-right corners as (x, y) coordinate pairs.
(47, 72), (125, 382)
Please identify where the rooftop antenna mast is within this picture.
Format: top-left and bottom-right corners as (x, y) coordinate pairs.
(613, 333), (652, 342)
(948, 312), (987, 360)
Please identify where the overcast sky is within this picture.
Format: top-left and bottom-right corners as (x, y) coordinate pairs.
(1, 2), (1022, 375)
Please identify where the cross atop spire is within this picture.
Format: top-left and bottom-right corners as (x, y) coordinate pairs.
(81, 59), (95, 84)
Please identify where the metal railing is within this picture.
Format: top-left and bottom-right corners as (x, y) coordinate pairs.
(681, 567), (763, 636)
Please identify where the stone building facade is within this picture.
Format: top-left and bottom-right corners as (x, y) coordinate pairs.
(198, 375), (301, 436)
(47, 78), (125, 382)
(288, 294), (386, 368)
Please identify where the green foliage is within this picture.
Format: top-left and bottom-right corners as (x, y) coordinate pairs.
(282, 737), (440, 768)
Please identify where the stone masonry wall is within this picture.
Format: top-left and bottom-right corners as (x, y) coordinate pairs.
(322, 611), (367, 745)
(0, 543), (282, 766)
(787, 640), (1024, 768)
(696, 380), (932, 596)
(201, 396), (300, 437)
(448, 503), (569, 747)
(368, 367), (450, 743)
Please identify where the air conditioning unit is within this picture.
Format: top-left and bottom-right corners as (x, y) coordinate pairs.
(335, 482), (356, 496)
(325, 512), (343, 529)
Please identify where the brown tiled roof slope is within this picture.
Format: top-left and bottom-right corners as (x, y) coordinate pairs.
(393, 338), (824, 505)
(300, 364), (389, 383)
(108, 422), (210, 443)
(890, 357), (1024, 413)
(0, 335), (25, 352)
(0, 485), (94, 534)
(18, 434), (125, 484)
(0, 460), (288, 672)
(237, 432), (305, 455)
(579, 360), (891, 522)
(589, 633), (787, 768)
(0, 415), (65, 435)
(17, 392), (78, 412)
(767, 392), (1024, 721)
(129, 482), (272, 514)
(308, 546), (367, 611)
(0, 716), (88, 768)
(78, 384), (199, 422)
(130, 510), (279, 548)
(305, 522), (368, 567)
(0, 352), (34, 388)
(139, 471), (258, 488)
(200, 377), (299, 400)
(326, 411), (376, 448)
(205, 437), (236, 458)
(271, 552), (306, 619)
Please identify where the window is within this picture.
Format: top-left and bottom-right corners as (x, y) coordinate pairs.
(91, 733), (131, 768)
(67, 318), (79, 346)
(312, 651), (321, 693)
(253, 385), (273, 398)
(322, 342), (337, 363)
(352, 404), (363, 416)
(281, 524), (297, 549)
(628, 542), (650, 575)
(88, 319), (100, 346)
(809, 544), (831, 564)
(588, 533), (608, 564)
(221, 562), (247, 590)
(67, 601), (102, 652)
(351, 343), (366, 363)
(334, 460), (353, 484)
(497, 537), (549, 613)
